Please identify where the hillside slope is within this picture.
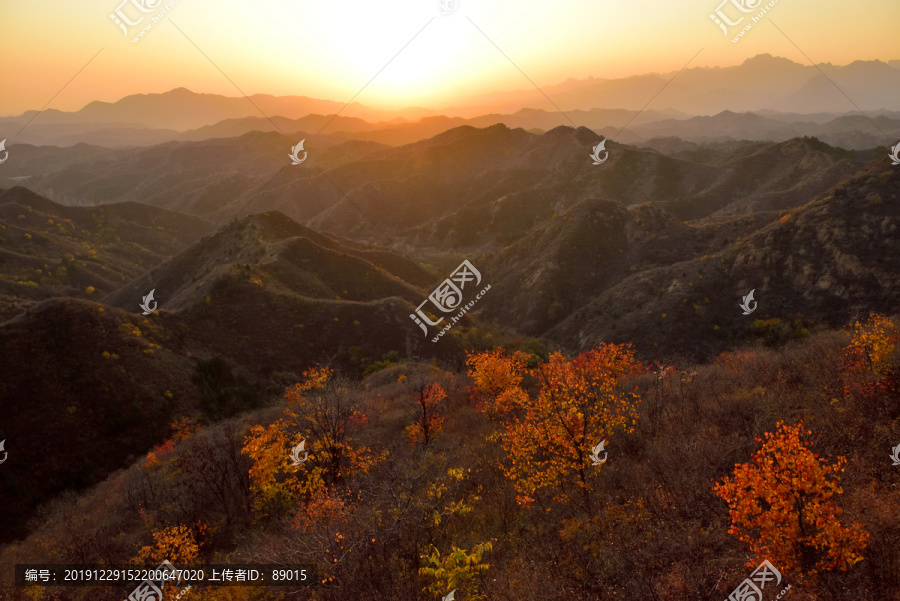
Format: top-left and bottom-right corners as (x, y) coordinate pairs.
(0, 187), (213, 321)
(0, 298), (203, 542)
(1, 324), (897, 600)
(0, 209), (464, 544)
(479, 160), (900, 360)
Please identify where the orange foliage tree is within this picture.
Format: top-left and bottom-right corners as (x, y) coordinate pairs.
(133, 522), (206, 596)
(171, 416), (202, 442)
(842, 314), (899, 403)
(144, 418), (202, 468)
(466, 348), (529, 418)
(242, 415), (326, 521)
(242, 366), (376, 522)
(405, 382), (447, 446)
(468, 344), (643, 510)
(713, 421), (868, 581)
(282, 366), (374, 485)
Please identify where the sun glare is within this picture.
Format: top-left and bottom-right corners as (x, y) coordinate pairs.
(301, 3), (490, 107)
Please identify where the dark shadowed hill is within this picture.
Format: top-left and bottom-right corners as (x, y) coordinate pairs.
(102, 210), (432, 312)
(669, 136), (865, 219)
(0, 298), (203, 542)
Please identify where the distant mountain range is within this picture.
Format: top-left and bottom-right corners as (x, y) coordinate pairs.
(544, 54), (900, 114)
(450, 55), (900, 117)
(1, 123), (888, 248)
(2, 106), (898, 151)
(2, 54), (898, 150)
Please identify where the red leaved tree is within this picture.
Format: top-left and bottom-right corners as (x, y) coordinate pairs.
(713, 421), (868, 582)
(405, 382), (447, 447)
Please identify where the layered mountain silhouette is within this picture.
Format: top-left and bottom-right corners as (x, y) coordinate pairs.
(2, 55), (898, 150)
(4, 124), (884, 253)
(6, 88), (358, 131)
(547, 55), (900, 115)
(5, 5), (900, 591)
(3, 106), (897, 151)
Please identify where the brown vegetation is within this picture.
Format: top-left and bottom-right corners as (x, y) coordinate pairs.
(1, 314), (899, 600)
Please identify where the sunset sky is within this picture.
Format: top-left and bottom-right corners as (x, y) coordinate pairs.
(0, 0), (897, 116)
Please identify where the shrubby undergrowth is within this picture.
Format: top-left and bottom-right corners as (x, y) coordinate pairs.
(1, 315), (898, 601)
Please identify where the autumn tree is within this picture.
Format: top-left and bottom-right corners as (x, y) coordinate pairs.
(242, 415), (326, 522)
(713, 421), (868, 581)
(282, 366), (375, 484)
(133, 523), (205, 566)
(419, 541), (493, 601)
(405, 382), (447, 446)
(242, 366), (376, 522)
(466, 348), (529, 418)
(469, 344), (643, 510)
(131, 523), (205, 597)
(286, 485), (353, 588)
(144, 439), (175, 468)
(842, 314), (900, 415)
(143, 418), (201, 468)
(171, 416), (202, 442)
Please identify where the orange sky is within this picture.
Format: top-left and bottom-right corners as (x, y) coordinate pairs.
(0, 0), (897, 116)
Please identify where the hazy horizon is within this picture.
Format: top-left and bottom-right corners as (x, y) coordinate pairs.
(2, 0), (898, 117)
(4, 54), (900, 122)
